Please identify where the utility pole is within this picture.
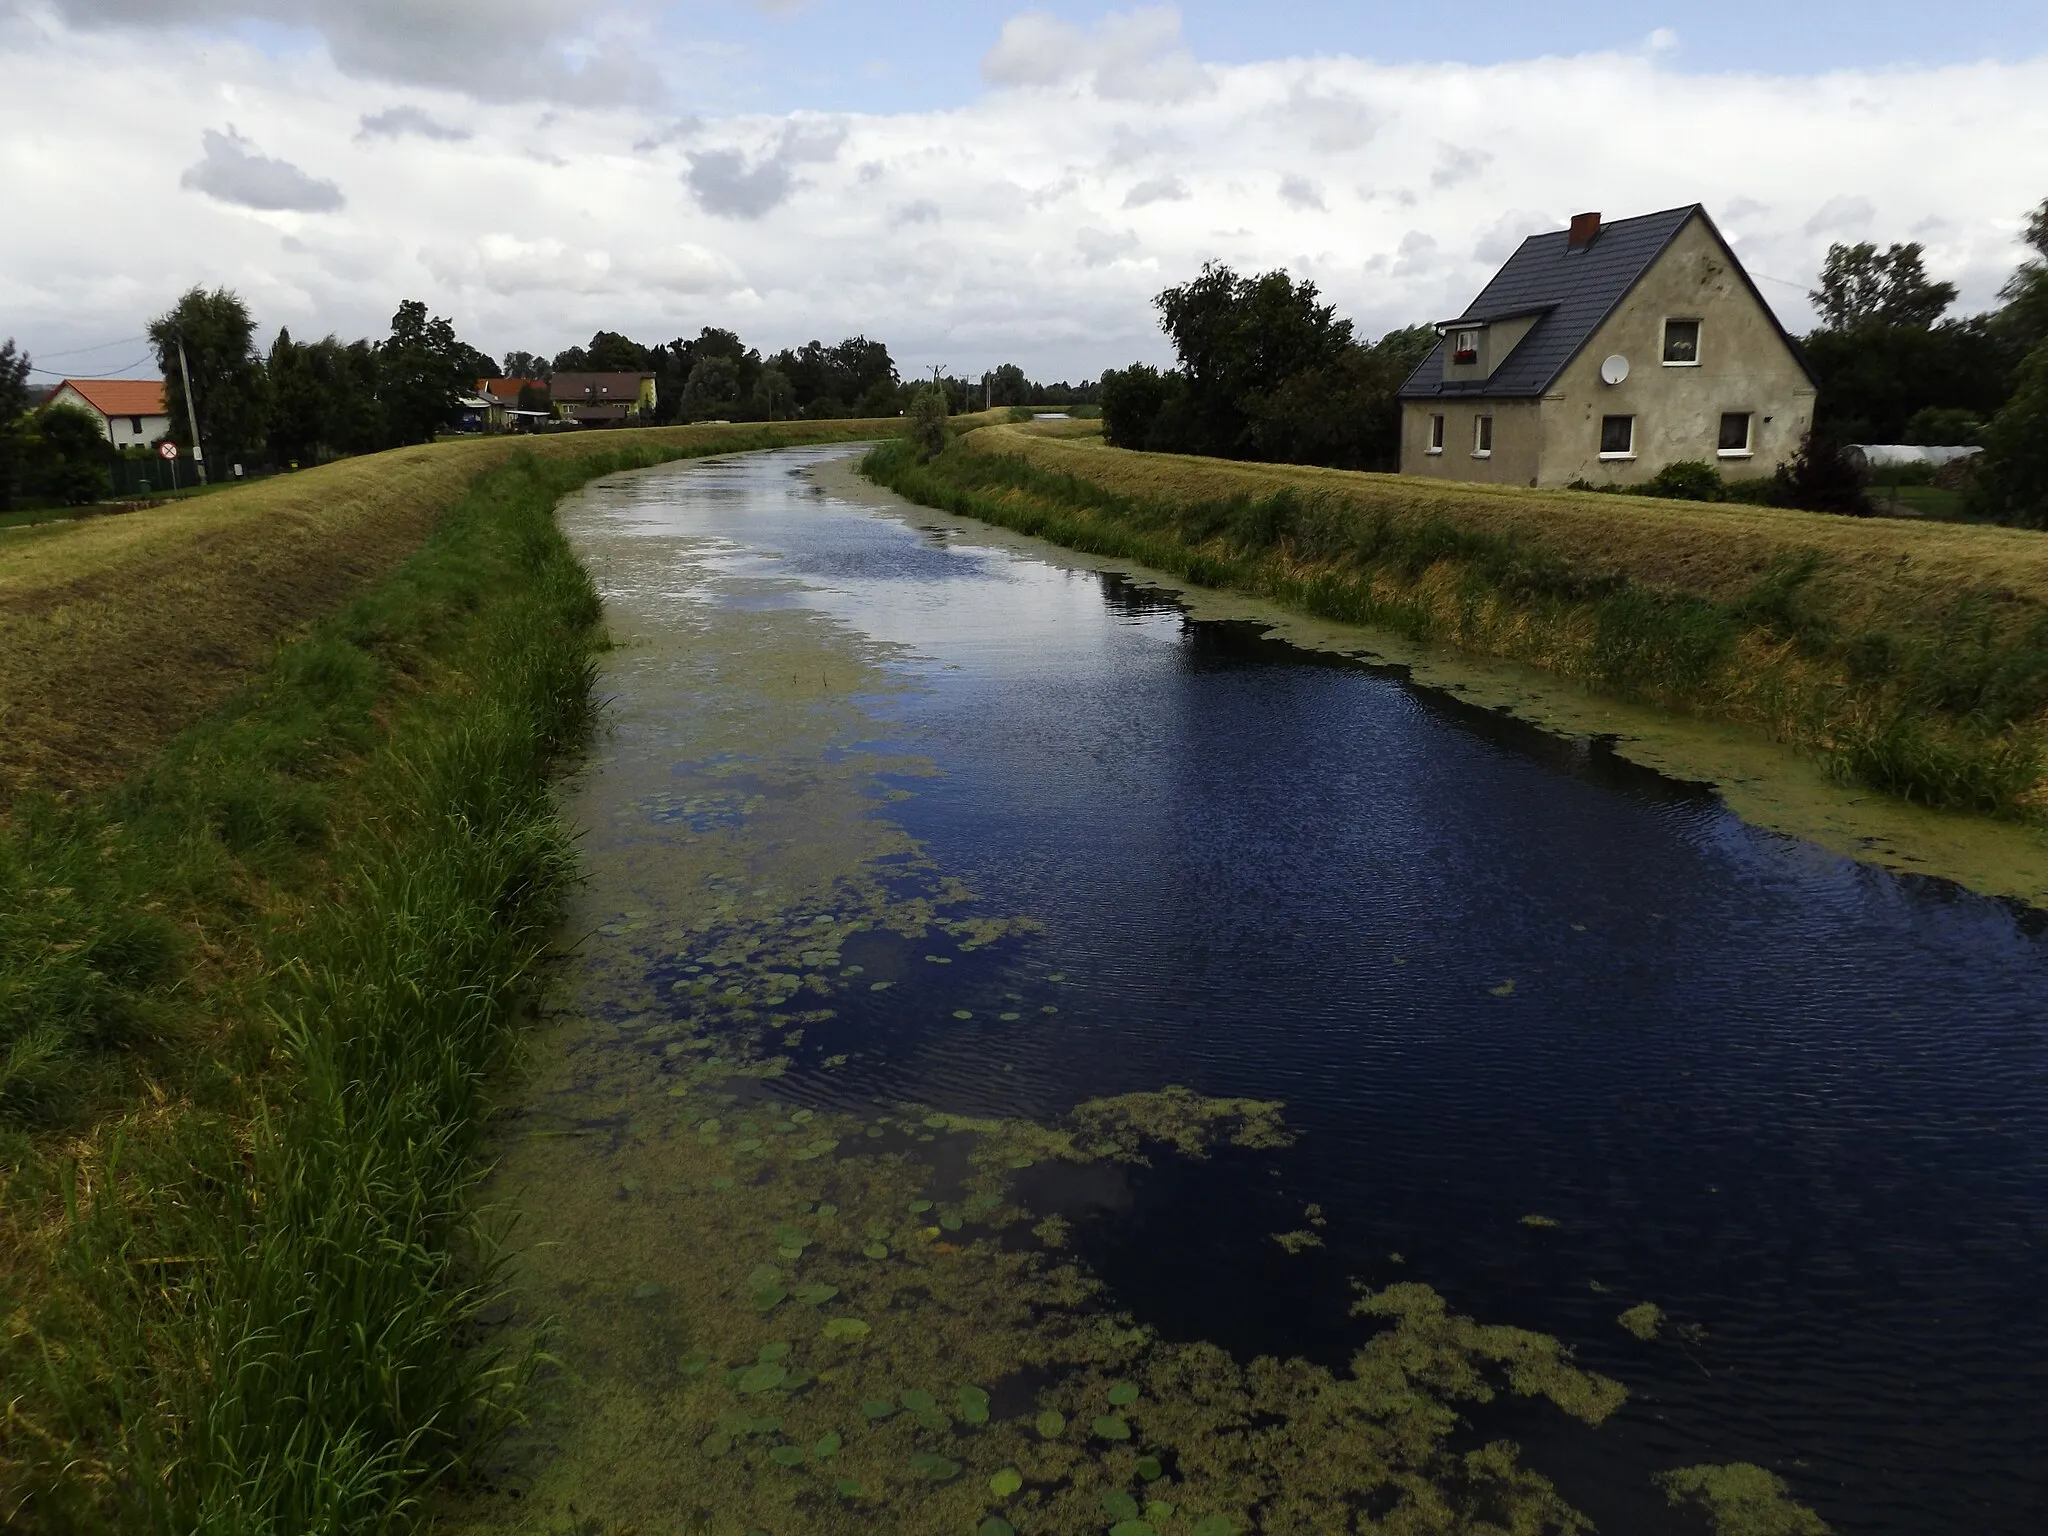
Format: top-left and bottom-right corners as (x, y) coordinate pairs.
(175, 333), (208, 485)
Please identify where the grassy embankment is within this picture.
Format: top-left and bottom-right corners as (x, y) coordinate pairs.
(0, 421), (895, 1533)
(868, 423), (2048, 819)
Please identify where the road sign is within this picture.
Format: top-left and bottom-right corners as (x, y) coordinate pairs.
(158, 441), (179, 460)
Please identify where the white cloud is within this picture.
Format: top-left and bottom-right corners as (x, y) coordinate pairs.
(983, 5), (1213, 103)
(1279, 174), (1325, 213)
(7, 19), (2048, 385)
(181, 125), (344, 212)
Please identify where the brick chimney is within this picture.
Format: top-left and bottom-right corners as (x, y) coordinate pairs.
(1568, 211), (1602, 248)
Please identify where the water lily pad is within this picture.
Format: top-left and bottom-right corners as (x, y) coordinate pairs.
(1519, 1213), (1560, 1229)
(1092, 1414), (1131, 1440)
(834, 1476), (862, 1497)
(1111, 1521), (1157, 1536)
(619, 1175), (643, 1193)
(1145, 1501), (1175, 1520)
(1102, 1492), (1141, 1520)
(794, 1283), (839, 1307)
(816, 1201), (838, 1216)
(915, 1407), (949, 1431)
(772, 1225), (811, 1250)
(952, 1009), (973, 1020)
(860, 1399), (896, 1420)
(822, 1318), (871, 1342)
(999, 1011), (1021, 1021)
(1008, 1156), (1034, 1169)
(907, 1452), (961, 1481)
(870, 981), (892, 992)
(940, 1213), (964, 1232)
(750, 1286), (789, 1312)
(956, 1385), (991, 1423)
(900, 1388), (937, 1412)
(1136, 1455), (1164, 1481)
(1041, 1005), (1058, 1014)
(970, 1193), (1003, 1211)
(757, 1341), (792, 1363)
(711, 1176), (736, 1190)
(1191, 1518), (1237, 1536)
(793, 1138), (838, 1161)
(1047, 972), (1066, 982)
(1107, 1382), (1139, 1406)
(699, 1432), (730, 1458)
(977, 1520), (1015, 1536)
(630, 1283), (664, 1301)
(908, 1198), (934, 1214)
(738, 1362), (788, 1394)
(813, 1431), (842, 1458)
(790, 1107), (815, 1123)
(862, 1242), (890, 1260)
(922, 1113), (949, 1129)
(735, 1138), (765, 1154)
(989, 1467), (1024, 1497)
(768, 1444), (807, 1468)
(1035, 1408), (1066, 1438)
(680, 1354), (712, 1377)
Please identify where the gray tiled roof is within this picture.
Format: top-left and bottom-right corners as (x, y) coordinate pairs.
(1398, 205), (1701, 400)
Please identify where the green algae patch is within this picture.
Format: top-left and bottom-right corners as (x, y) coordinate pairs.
(1658, 1463), (1833, 1534)
(1618, 1302), (1666, 1341)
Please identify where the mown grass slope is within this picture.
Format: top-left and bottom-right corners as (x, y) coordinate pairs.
(0, 423), (893, 807)
(869, 423), (2048, 818)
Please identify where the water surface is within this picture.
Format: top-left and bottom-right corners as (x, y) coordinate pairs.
(515, 446), (2048, 1534)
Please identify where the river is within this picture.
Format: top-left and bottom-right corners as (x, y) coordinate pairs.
(448, 445), (2048, 1536)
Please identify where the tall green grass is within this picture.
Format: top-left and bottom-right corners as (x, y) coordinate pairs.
(0, 441), (763, 1533)
(864, 439), (2047, 817)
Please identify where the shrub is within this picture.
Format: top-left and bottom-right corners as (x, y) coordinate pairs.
(1099, 363), (1183, 451)
(1970, 338), (2048, 528)
(907, 385), (948, 462)
(1773, 432), (1874, 516)
(1643, 459), (1725, 501)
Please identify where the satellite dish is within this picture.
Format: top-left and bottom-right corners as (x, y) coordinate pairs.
(1600, 354), (1631, 385)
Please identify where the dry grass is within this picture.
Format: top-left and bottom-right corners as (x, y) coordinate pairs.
(0, 423), (892, 808)
(979, 423), (2048, 642)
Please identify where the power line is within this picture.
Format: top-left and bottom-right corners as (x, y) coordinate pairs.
(27, 334), (147, 360)
(29, 355), (158, 380)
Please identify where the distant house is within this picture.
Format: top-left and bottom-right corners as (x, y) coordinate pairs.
(477, 377), (554, 431)
(45, 378), (170, 450)
(549, 371), (656, 426)
(1398, 206), (1816, 487)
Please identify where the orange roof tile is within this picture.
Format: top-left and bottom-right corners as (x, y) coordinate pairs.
(56, 379), (167, 417)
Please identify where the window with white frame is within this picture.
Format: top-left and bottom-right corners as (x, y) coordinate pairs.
(1452, 329), (1479, 365)
(1473, 415), (1494, 456)
(1662, 319), (1701, 365)
(1599, 415), (1635, 457)
(1718, 412), (1753, 455)
(1428, 414), (1445, 453)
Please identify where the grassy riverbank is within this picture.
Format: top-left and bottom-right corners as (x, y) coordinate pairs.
(867, 425), (2048, 820)
(0, 423), (894, 1532)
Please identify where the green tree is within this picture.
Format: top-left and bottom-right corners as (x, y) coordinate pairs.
(516, 381), (552, 415)
(750, 366), (795, 421)
(1972, 338), (2048, 527)
(500, 350), (550, 381)
(0, 338), (31, 509)
(21, 401), (111, 504)
(908, 384), (948, 461)
(1099, 362), (1184, 451)
(1809, 242), (1957, 331)
(266, 328), (324, 465)
(1997, 196), (2048, 356)
(985, 363), (1031, 408)
(377, 300), (468, 446)
(1804, 317), (2020, 442)
(1154, 263), (1354, 457)
(147, 286), (268, 471)
(679, 356), (741, 420)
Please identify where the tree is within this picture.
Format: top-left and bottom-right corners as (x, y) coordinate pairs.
(147, 286), (267, 470)
(501, 350), (550, 381)
(266, 328), (324, 465)
(1154, 263), (1354, 457)
(908, 384), (948, 461)
(985, 364), (1031, 408)
(0, 338), (31, 509)
(1972, 337), (2048, 527)
(377, 300), (468, 446)
(1099, 363), (1182, 450)
(21, 402), (110, 504)
(1772, 431), (1873, 517)
(679, 356), (741, 420)
(580, 330), (654, 371)
(1998, 197), (2048, 357)
(516, 381), (552, 415)
(750, 366), (795, 420)
(1804, 317), (2021, 443)
(1809, 242), (1957, 331)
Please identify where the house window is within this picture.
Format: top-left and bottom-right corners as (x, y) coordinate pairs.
(129, 415), (143, 435)
(1663, 319), (1701, 365)
(1473, 415), (1494, 457)
(1452, 329), (1479, 365)
(1718, 412), (1753, 456)
(1427, 414), (1445, 453)
(1599, 415), (1636, 457)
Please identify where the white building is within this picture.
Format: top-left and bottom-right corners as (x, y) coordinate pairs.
(46, 378), (171, 449)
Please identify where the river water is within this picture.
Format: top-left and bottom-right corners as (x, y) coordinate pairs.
(460, 446), (2048, 1536)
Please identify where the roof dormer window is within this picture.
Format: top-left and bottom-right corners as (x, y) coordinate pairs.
(1452, 329), (1480, 365)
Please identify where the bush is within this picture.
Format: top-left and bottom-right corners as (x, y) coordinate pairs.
(907, 385), (948, 462)
(1643, 459), (1725, 501)
(1970, 339), (2048, 528)
(1099, 363), (1183, 451)
(1903, 406), (1983, 445)
(1773, 432), (1874, 516)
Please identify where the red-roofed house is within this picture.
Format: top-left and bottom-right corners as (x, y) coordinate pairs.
(47, 379), (171, 450)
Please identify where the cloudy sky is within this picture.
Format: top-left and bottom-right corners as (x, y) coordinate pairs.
(5, 1), (2047, 385)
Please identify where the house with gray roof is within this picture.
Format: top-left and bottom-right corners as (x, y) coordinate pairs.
(1397, 206), (1817, 488)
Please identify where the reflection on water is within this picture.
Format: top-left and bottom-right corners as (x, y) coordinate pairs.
(563, 448), (2048, 1535)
